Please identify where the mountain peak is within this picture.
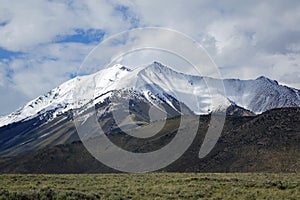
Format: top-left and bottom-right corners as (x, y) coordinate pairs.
(1, 62), (300, 128)
(256, 76), (269, 80)
(153, 61), (166, 67)
(256, 76), (278, 85)
(144, 61), (182, 76)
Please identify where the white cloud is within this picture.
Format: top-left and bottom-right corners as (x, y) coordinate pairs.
(113, 0), (300, 88)
(0, 64), (6, 87)
(0, 42), (96, 116)
(0, 0), (136, 114)
(5, 42), (95, 98)
(0, 0), (132, 51)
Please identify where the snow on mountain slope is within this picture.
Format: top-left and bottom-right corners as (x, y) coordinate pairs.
(1, 62), (300, 128)
(140, 62), (300, 114)
(0, 64), (131, 128)
(116, 62), (230, 114)
(223, 76), (300, 113)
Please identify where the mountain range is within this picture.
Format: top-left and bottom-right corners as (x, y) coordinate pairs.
(1, 61), (300, 128)
(0, 61), (300, 173)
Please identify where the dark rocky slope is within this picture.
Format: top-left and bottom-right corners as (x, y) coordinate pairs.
(0, 107), (299, 173)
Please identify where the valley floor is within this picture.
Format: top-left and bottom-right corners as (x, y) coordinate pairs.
(0, 173), (299, 199)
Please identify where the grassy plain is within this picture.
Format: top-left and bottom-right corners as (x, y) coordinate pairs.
(0, 173), (300, 199)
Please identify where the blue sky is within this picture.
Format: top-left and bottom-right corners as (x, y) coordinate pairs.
(0, 48), (23, 60)
(54, 28), (105, 44)
(0, 0), (300, 115)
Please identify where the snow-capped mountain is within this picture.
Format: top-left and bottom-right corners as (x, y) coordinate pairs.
(0, 64), (131, 128)
(223, 76), (300, 113)
(1, 61), (300, 128)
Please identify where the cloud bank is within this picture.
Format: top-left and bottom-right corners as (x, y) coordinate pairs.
(0, 0), (300, 114)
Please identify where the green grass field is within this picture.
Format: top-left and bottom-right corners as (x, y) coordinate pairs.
(0, 173), (300, 199)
